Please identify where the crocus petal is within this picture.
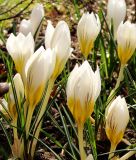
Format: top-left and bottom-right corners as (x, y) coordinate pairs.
(19, 19), (32, 36)
(45, 20), (55, 49)
(30, 3), (44, 35)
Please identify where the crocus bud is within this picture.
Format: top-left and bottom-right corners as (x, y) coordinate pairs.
(117, 21), (136, 65)
(19, 4), (44, 36)
(30, 3), (44, 35)
(6, 33), (34, 79)
(8, 73), (24, 119)
(25, 46), (56, 107)
(107, 0), (126, 38)
(77, 12), (101, 59)
(105, 96), (129, 147)
(66, 61), (101, 125)
(45, 20), (72, 79)
(19, 19), (32, 36)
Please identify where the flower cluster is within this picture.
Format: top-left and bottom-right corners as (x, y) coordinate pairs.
(0, 1), (135, 160)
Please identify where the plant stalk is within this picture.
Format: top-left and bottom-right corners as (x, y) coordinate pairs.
(108, 143), (116, 160)
(77, 122), (86, 160)
(30, 78), (55, 158)
(108, 64), (125, 100)
(25, 105), (34, 137)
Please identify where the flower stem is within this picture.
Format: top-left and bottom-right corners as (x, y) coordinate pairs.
(77, 123), (86, 160)
(12, 118), (18, 141)
(25, 105), (34, 137)
(114, 64), (125, 91)
(108, 64), (125, 100)
(109, 143), (116, 160)
(30, 78), (55, 158)
(12, 118), (23, 159)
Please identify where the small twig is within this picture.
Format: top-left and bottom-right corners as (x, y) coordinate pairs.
(0, 0), (33, 21)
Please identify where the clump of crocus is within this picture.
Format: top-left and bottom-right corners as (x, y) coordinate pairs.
(105, 96), (129, 159)
(29, 20), (72, 157)
(6, 33), (34, 81)
(45, 20), (72, 79)
(77, 12), (101, 59)
(66, 61), (101, 160)
(19, 3), (44, 36)
(117, 21), (136, 65)
(107, 0), (126, 38)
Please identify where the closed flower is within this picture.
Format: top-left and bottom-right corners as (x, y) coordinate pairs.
(117, 21), (136, 64)
(106, 96), (129, 147)
(107, 0), (126, 38)
(45, 21), (72, 79)
(77, 12), (101, 59)
(6, 33), (34, 79)
(25, 46), (56, 107)
(66, 61), (101, 125)
(19, 4), (44, 36)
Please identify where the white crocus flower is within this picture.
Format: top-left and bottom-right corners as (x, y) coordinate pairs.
(25, 46), (56, 107)
(8, 73), (24, 119)
(45, 20), (72, 79)
(106, 96), (129, 147)
(66, 61), (101, 125)
(6, 33), (34, 80)
(107, 0), (126, 39)
(77, 12), (101, 59)
(19, 4), (44, 36)
(117, 21), (136, 65)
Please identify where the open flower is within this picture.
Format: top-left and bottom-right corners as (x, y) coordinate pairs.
(45, 20), (72, 79)
(19, 4), (44, 36)
(6, 33), (34, 79)
(117, 21), (136, 65)
(107, 0), (126, 38)
(77, 12), (101, 59)
(8, 73), (24, 119)
(25, 46), (56, 107)
(106, 96), (129, 152)
(66, 61), (101, 125)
